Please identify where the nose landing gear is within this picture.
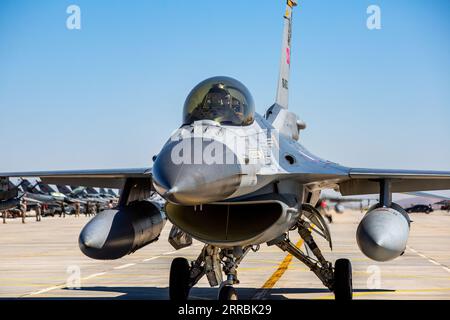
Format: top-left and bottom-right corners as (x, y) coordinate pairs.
(218, 285), (238, 301)
(169, 244), (257, 301)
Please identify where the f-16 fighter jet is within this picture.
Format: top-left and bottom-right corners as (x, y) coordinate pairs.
(1, 0), (450, 300)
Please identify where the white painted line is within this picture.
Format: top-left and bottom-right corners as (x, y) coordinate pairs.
(114, 263), (135, 270)
(428, 259), (440, 266)
(407, 246), (449, 273)
(28, 285), (63, 296)
(84, 272), (106, 280)
(143, 256), (160, 262)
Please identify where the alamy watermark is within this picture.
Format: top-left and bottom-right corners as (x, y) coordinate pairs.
(66, 5), (81, 30)
(168, 124), (280, 166)
(367, 5), (381, 30)
(366, 265), (382, 289)
(66, 265), (81, 289)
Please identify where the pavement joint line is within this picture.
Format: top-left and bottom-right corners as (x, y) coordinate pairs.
(113, 263), (135, 270)
(83, 272), (106, 280)
(143, 256), (161, 262)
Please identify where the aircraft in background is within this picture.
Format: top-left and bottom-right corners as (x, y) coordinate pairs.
(107, 189), (118, 198)
(1, 0), (450, 300)
(0, 180), (21, 211)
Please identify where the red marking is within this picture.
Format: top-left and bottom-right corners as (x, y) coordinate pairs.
(286, 47), (290, 65)
(320, 200), (327, 208)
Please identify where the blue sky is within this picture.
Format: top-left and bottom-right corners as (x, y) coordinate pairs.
(0, 0), (449, 175)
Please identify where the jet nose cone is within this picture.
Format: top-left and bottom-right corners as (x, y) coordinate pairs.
(152, 138), (242, 205)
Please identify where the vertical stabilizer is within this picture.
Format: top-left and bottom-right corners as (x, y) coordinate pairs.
(275, 0), (297, 109)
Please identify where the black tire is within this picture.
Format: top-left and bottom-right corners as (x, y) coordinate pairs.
(169, 257), (190, 301)
(218, 285), (238, 301)
(334, 258), (353, 301)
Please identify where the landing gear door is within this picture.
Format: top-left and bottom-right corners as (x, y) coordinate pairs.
(168, 225), (193, 250)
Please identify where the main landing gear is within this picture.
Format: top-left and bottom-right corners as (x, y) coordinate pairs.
(268, 204), (353, 300)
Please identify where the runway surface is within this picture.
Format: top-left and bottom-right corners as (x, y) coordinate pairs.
(1, 210), (450, 300)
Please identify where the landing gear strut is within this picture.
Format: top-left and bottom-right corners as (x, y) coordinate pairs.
(270, 204), (353, 300)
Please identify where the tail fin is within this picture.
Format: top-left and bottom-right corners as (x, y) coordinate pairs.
(70, 186), (86, 196)
(275, 0), (298, 109)
(38, 183), (55, 194)
(86, 186), (98, 195)
(20, 179), (35, 193)
(56, 185), (72, 195)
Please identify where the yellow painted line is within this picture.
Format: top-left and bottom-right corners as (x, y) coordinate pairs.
(316, 287), (450, 300)
(262, 238), (304, 289)
(252, 238), (305, 300)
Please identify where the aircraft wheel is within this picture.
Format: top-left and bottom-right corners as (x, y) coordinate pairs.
(334, 258), (353, 301)
(169, 257), (191, 301)
(218, 285), (238, 301)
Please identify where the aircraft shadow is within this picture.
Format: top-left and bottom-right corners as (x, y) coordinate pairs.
(14, 286), (396, 300)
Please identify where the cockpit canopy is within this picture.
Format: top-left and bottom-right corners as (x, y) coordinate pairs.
(183, 76), (255, 126)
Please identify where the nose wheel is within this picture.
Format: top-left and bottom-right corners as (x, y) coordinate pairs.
(169, 257), (191, 301)
(218, 285), (238, 301)
(333, 258), (353, 301)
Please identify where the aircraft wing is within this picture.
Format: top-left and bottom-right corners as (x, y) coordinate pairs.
(403, 191), (450, 200)
(336, 168), (450, 196)
(0, 168), (152, 189)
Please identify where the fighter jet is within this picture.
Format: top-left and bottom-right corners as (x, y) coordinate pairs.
(0, 180), (21, 211)
(1, 0), (450, 301)
(107, 189), (118, 198)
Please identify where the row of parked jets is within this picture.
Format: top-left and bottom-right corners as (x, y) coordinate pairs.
(0, 179), (119, 216)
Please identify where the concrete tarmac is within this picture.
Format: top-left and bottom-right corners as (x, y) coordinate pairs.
(1, 210), (450, 300)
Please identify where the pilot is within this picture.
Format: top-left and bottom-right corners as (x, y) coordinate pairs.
(20, 199), (27, 224)
(35, 203), (42, 222)
(191, 83), (244, 125)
